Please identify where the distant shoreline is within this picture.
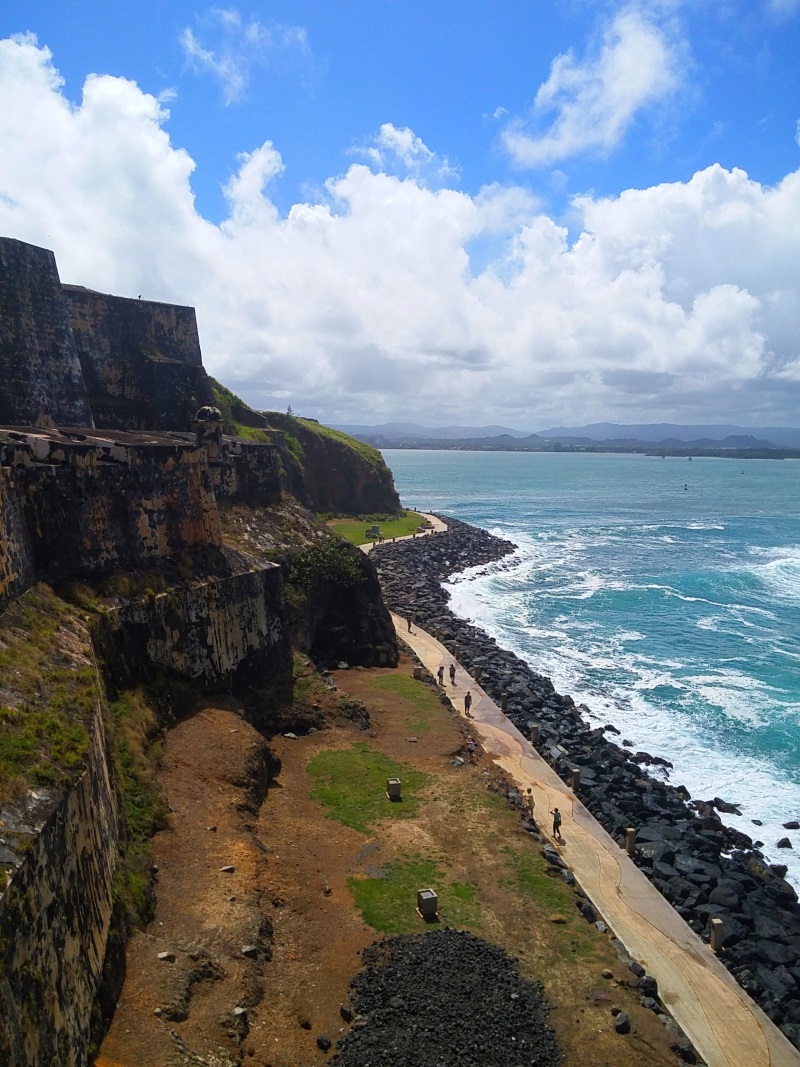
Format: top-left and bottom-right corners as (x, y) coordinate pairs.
(378, 443), (800, 460)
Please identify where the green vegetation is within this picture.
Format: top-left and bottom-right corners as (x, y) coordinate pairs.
(500, 845), (598, 958)
(349, 855), (481, 934)
(293, 417), (385, 472)
(109, 690), (168, 922)
(328, 510), (427, 546)
(307, 742), (429, 833)
(0, 585), (96, 803)
(209, 377), (271, 442)
(284, 433), (305, 460)
(370, 673), (443, 733)
(288, 539), (366, 591)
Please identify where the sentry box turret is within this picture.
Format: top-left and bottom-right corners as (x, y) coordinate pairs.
(417, 888), (438, 920)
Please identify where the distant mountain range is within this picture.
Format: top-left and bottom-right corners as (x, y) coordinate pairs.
(333, 421), (800, 451)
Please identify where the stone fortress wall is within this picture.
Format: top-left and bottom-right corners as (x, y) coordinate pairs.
(0, 239), (93, 427)
(0, 237), (292, 1065)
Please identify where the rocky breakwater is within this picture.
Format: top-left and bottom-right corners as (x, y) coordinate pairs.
(373, 518), (800, 1051)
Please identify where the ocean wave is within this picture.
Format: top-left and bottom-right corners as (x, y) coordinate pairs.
(744, 548), (800, 602)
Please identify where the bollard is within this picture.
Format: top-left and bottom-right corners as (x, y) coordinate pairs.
(417, 888), (438, 919)
(386, 778), (402, 800)
(529, 723), (540, 744)
(570, 767), (581, 790)
(474, 666), (482, 683)
(625, 827), (637, 856)
(501, 692), (509, 711)
(710, 918), (724, 953)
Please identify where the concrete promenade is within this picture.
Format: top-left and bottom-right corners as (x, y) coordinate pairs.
(369, 514), (800, 1066)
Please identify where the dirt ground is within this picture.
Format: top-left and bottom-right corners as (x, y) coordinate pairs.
(96, 655), (683, 1067)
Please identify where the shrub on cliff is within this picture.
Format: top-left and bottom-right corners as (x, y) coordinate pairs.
(288, 540), (366, 592)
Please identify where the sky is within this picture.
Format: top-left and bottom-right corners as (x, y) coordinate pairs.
(1, 1), (799, 430)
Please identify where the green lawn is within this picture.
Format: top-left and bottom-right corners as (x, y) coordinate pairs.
(327, 510), (432, 546)
(307, 742), (429, 833)
(500, 845), (599, 959)
(369, 673), (445, 734)
(348, 855), (481, 934)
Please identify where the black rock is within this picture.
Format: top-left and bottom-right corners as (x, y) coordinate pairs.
(330, 930), (560, 1067)
(614, 1012), (631, 1035)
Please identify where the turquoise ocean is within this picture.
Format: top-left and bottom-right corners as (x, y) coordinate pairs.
(383, 449), (800, 887)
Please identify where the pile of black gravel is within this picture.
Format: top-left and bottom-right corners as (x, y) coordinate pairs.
(329, 929), (560, 1067)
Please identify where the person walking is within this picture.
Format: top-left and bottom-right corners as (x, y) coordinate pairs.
(464, 691), (473, 718)
(467, 737), (476, 764)
(407, 616), (413, 633)
(437, 664), (445, 686)
(526, 788), (535, 820)
(550, 807), (562, 841)
(449, 663), (456, 685)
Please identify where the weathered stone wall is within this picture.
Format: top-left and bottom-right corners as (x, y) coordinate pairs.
(96, 565), (291, 699)
(0, 698), (120, 1067)
(213, 438), (285, 507)
(0, 239), (93, 427)
(0, 471), (36, 606)
(64, 285), (214, 431)
(0, 433), (222, 612)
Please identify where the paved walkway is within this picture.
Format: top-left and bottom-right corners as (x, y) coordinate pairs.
(394, 615), (799, 1066)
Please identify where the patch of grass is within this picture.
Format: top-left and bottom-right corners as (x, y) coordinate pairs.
(349, 855), (481, 934)
(500, 845), (599, 959)
(110, 690), (168, 924)
(0, 585), (96, 803)
(328, 510), (428, 546)
(370, 673), (443, 733)
(308, 742), (429, 834)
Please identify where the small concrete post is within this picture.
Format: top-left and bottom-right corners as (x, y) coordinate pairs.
(710, 918), (724, 953)
(417, 888), (438, 919)
(501, 692), (509, 711)
(529, 723), (540, 744)
(386, 778), (402, 800)
(625, 827), (637, 856)
(474, 666), (482, 683)
(570, 767), (581, 790)
(412, 666), (423, 680)
(453, 644), (460, 659)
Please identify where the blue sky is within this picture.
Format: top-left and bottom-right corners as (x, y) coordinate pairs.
(1, 1), (799, 427)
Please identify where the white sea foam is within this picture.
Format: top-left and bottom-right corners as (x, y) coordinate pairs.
(446, 564), (800, 889)
(745, 547), (800, 601)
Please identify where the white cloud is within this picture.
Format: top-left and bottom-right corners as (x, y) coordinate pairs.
(1, 35), (800, 428)
(179, 7), (308, 104)
(353, 123), (460, 184)
(503, 5), (681, 168)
